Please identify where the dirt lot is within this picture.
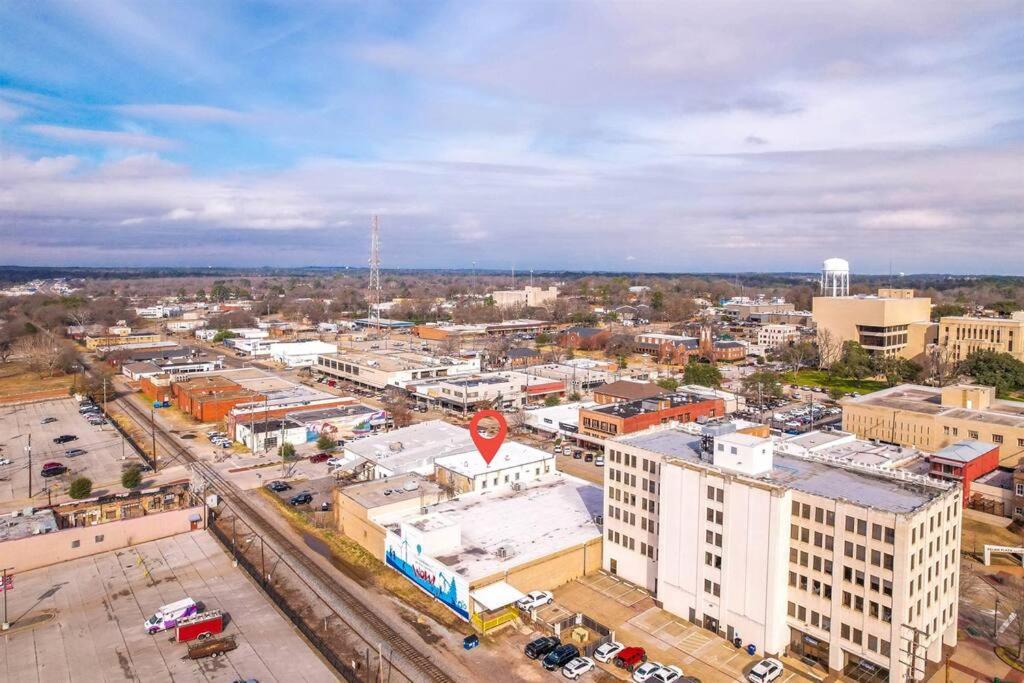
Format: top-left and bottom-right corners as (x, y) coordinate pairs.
(0, 362), (76, 400)
(0, 397), (152, 510)
(0, 530), (334, 682)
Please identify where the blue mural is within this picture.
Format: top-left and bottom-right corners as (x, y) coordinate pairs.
(384, 532), (469, 620)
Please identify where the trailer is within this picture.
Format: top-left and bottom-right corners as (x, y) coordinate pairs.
(175, 610), (225, 643)
(185, 634), (237, 660)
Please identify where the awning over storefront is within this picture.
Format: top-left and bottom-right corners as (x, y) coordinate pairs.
(470, 581), (525, 612)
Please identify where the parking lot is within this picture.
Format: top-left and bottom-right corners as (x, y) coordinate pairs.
(0, 530), (334, 682)
(0, 398), (150, 510)
(576, 571), (651, 608)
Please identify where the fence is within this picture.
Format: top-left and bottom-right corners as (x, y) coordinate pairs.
(471, 607), (518, 633)
(207, 504), (413, 683)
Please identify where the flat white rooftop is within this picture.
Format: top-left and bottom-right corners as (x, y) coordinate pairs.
(434, 441), (553, 478)
(378, 473), (603, 582)
(622, 427), (953, 514)
(345, 420), (474, 474)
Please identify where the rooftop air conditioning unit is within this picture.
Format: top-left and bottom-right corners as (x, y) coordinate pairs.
(496, 546), (508, 559)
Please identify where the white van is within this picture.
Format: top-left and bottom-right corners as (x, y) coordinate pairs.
(144, 597), (198, 634)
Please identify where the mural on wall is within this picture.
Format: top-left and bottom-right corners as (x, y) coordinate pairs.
(384, 530), (469, 620)
(303, 410), (390, 440)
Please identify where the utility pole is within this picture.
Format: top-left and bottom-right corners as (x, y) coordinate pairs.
(26, 433), (32, 499)
(102, 377), (107, 431)
(150, 405), (157, 472)
(1, 566), (12, 630)
(279, 419), (286, 477)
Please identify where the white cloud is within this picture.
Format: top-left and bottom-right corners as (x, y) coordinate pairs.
(113, 103), (250, 124)
(25, 124), (176, 151)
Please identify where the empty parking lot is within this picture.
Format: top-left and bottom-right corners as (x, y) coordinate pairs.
(0, 530), (335, 682)
(0, 398), (150, 509)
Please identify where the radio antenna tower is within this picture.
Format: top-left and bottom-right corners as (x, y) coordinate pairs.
(368, 215), (382, 335)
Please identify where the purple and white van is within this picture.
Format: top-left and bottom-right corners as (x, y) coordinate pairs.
(144, 597), (198, 634)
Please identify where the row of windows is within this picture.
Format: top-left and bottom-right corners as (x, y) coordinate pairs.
(787, 601), (831, 632)
(788, 571), (832, 599)
(841, 591), (892, 622)
(843, 542), (894, 570)
(844, 516), (895, 545)
(791, 524), (835, 550)
(791, 501), (836, 526)
(839, 623), (891, 656)
(606, 528), (657, 559)
(841, 567), (894, 596)
(789, 549), (834, 575)
(582, 417), (618, 434)
(942, 425), (1023, 447)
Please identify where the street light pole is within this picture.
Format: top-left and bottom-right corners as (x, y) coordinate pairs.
(26, 433), (32, 499)
(1, 566), (13, 630)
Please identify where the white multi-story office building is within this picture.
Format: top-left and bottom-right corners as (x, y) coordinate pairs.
(603, 423), (960, 682)
(757, 324), (801, 349)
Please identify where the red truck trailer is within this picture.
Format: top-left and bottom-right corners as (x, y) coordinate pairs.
(175, 610), (225, 643)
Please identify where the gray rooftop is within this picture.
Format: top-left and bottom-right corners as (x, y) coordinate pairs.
(340, 473), (443, 509)
(621, 428), (950, 514)
(934, 439), (997, 464)
(0, 509), (59, 542)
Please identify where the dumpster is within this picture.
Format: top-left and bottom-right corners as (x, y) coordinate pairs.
(463, 634), (480, 650)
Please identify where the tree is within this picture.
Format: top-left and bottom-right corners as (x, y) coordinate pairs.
(121, 466), (142, 490)
(212, 329), (235, 343)
(68, 476), (93, 499)
(656, 377), (680, 391)
(567, 391), (582, 401)
(931, 303), (966, 321)
(961, 350), (1024, 394)
(650, 290), (665, 311)
(544, 395), (561, 407)
(382, 388), (413, 427)
(683, 362), (722, 388)
(535, 332), (554, 346)
(872, 356), (922, 387)
(741, 370), (784, 402)
(0, 339), (13, 364)
(922, 345), (958, 387)
(440, 334), (462, 358)
(779, 341), (817, 373)
(14, 333), (63, 377)
(278, 442), (297, 460)
(816, 328), (842, 369)
(828, 387), (846, 401)
(316, 434), (337, 451)
(833, 341), (873, 379)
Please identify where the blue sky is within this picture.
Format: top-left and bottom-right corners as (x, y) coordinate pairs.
(1, 0), (1022, 273)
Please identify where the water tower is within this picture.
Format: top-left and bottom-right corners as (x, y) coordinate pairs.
(821, 258), (849, 297)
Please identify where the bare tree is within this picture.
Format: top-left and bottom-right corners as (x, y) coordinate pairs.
(381, 388), (413, 428)
(816, 328), (842, 369)
(0, 339), (13, 364)
(506, 408), (528, 435)
(1008, 575), (1024, 660)
(922, 345), (958, 387)
(13, 334), (63, 377)
(439, 334), (462, 358)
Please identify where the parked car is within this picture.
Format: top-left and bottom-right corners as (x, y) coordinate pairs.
(584, 454), (594, 462)
(309, 452), (331, 463)
(524, 635), (560, 660)
(553, 445), (563, 454)
(594, 456), (605, 467)
(614, 647), (647, 671)
(0, 457), (11, 466)
(326, 456), (348, 468)
(543, 644), (580, 671)
(53, 434), (78, 444)
(632, 661), (665, 683)
(144, 597), (198, 634)
(562, 656), (595, 679)
(64, 448), (86, 457)
(266, 480), (291, 492)
(288, 492), (313, 506)
(653, 665), (685, 683)
(40, 416), (57, 424)
(593, 641), (623, 663)
(747, 658), (784, 683)
(41, 463), (67, 477)
(515, 590), (553, 611)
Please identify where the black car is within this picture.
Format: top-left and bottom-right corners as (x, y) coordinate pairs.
(267, 480), (291, 492)
(542, 644), (580, 671)
(289, 492), (313, 506)
(41, 464), (67, 477)
(524, 636), (560, 660)
(53, 434), (78, 444)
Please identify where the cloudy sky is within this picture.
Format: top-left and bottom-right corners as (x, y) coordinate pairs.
(1, 1), (1021, 273)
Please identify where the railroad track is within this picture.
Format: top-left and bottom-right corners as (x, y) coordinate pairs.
(108, 384), (455, 683)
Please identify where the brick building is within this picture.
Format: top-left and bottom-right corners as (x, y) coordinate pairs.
(172, 375), (266, 423)
(579, 393), (724, 439)
(928, 439), (999, 506)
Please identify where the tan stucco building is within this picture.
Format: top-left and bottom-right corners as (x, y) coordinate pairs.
(939, 313), (1024, 363)
(842, 384), (1024, 467)
(812, 289), (935, 362)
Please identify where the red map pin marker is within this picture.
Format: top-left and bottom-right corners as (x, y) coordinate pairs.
(469, 409), (508, 465)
